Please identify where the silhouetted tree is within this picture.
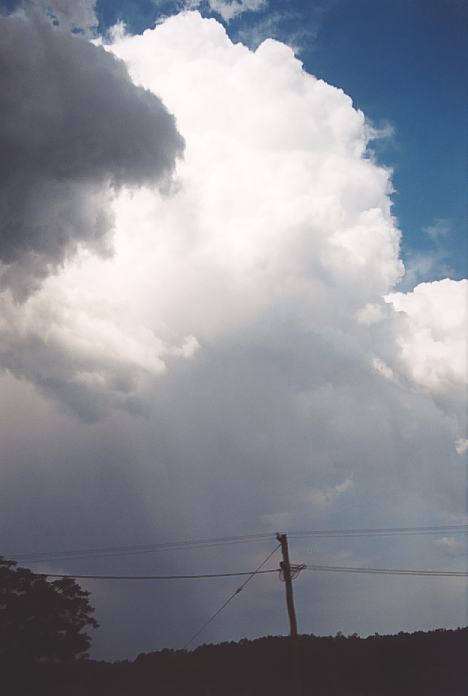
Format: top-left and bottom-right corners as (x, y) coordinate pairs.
(0, 556), (98, 669)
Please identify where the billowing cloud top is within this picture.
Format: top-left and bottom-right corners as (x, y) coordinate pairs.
(0, 10), (184, 297)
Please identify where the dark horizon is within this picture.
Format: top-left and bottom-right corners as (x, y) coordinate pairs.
(14, 628), (468, 695)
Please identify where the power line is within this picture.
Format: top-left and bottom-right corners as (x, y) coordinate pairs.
(35, 560), (468, 581)
(9, 524), (468, 564)
(37, 568), (278, 581)
(33, 562), (468, 582)
(10, 533), (274, 564)
(183, 544), (281, 650)
(304, 564), (468, 578)
(289, 524), (468, 539)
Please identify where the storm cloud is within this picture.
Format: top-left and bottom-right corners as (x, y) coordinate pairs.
(0, 10), (465, 659)
(0, 10), (183, 297)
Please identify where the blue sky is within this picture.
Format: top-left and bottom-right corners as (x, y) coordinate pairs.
(88, 0), (467, 283)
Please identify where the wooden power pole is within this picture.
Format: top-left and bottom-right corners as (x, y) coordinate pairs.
(276, 532), (302, 695)
(276, 532), (298, 637)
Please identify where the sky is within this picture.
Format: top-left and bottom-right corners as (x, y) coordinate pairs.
(0, 0), (466, 661)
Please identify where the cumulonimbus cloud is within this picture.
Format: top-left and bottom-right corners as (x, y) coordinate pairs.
(1, 10), (465, 432)
(0, 10), (184, 298)
(0, 10), (466, 655)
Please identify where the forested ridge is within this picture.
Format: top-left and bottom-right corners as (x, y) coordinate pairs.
(17, 627), (468, 695)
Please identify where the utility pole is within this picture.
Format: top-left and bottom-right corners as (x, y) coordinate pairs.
(276, 532), (298, 637)
(276, 533), (302, 696)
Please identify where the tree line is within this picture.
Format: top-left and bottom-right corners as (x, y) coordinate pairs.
(1, 556), (467, 695)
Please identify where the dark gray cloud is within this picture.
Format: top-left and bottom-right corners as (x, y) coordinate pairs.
(0, 12), (184, 297)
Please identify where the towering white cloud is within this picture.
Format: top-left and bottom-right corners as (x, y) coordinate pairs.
(1, 10), (407, 416)
(1, 9), (465, 439)
(1, 6), (464, 492)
